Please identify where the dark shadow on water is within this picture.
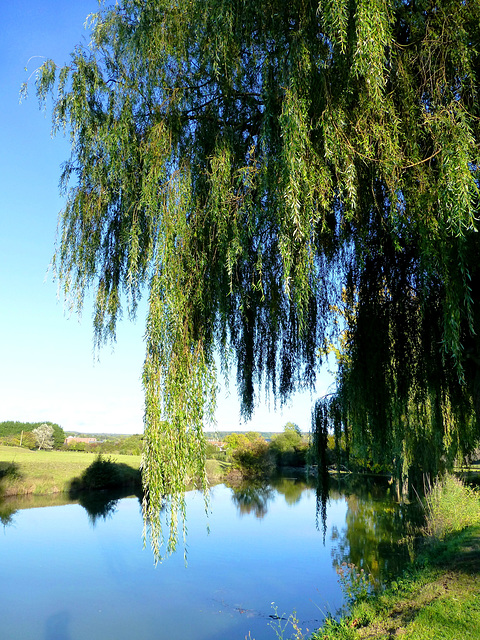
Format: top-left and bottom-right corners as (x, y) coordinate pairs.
(45, 611), (71, 640)
(316, 468), (330, 543)
(70, 486), (143, 526)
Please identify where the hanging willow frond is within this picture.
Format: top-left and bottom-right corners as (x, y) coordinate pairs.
(31, 0), (480, 554)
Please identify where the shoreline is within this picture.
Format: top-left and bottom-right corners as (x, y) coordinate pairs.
(311, 525), (480, 639)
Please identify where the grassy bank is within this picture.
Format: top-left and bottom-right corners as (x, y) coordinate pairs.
(0, 445), (141, 495)
(0, 446), (231, 496)
(309, 474), (480, 640)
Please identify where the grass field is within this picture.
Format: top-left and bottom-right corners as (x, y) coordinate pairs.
(0, 445), (141, 495)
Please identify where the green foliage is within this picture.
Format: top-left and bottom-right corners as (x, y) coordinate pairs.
(50, 424), (66, 449)
(270, 423), (308, 467)
(423, 473), (480, 540)
(0, 461), (21, 482)
(0, 421), (65, 449)
(0, 421), (32, 437)
(223, 433), (249, 456)
(70, 454), (141, 492)
(30, 0), (480, 554)
(118, 434), (143, 456)
(336, 563), (374, 606)
(230, 437), (274, 479)
(311, 525), (480, 640)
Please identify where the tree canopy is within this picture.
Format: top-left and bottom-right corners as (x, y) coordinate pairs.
(32, 424), (55, 451)
(31, 0), (480, 554)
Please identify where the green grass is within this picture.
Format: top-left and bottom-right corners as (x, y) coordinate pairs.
(307, 527), (480, 640)
(0, 445), (229, 495)
(205, 458), (231, 480)
(0, 445), (141, 495)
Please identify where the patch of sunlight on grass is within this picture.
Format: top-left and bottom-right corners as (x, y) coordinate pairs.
(405, 589), (480, 639)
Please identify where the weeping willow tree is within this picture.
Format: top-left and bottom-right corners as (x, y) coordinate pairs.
(30, 0), (480, 554)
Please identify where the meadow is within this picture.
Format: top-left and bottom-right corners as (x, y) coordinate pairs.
(0, 445), (141, 495)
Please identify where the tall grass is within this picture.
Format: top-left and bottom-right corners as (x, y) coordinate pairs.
(423, 473), (480, 539)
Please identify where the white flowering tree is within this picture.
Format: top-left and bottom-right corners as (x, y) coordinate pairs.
(32, 423), (54, 451)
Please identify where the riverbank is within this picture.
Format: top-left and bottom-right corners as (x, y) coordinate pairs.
(311, 526), (480, 640)
(310, 474), (480, 640)
(0, 445), (230, 496)
(0, 445), (142, 495)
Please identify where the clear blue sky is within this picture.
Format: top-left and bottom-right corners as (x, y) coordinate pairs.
(1, 0), (335, 435)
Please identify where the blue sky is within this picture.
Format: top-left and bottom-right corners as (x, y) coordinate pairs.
(1, 1), (335, 435)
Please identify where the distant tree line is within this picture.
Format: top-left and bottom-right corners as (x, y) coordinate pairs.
(209, 422), (407, 481)
(205, 430), (301, 443)
(63, 433), (144, 456)
(0, 421), (65, 449)
(0, 423), (144, 455)
(206, 423), (311, 479)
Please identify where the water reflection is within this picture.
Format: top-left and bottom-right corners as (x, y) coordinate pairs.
(0, 475), (421, 640)
(0, 502), (16, 527)
(270, 475), (312, 505)
(228, 481), (274, 518)
(0, 475), (419, 584)
(0, 461), (20, 526)
(328, 475), (420, 585)
(228, 475), (318, 518)
(224, 474), (419, 587)
(71, 487), (143, 526)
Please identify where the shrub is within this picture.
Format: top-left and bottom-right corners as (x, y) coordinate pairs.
(269, 425), (308, 467)
(70, 455), (141, 492)
(336, 562), (375, 605)
(231, 439), (274, 479)
(0, 461), (21, 481)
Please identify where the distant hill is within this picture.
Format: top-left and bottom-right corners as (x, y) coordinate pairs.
(204, 430), (306, 441)
(64, 431), (138, 441)
(64, 429), (308, 442)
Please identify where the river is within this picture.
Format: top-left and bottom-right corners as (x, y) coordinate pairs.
(0, 476), (417, 640)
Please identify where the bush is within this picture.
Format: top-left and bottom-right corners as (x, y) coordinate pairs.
(0, 461), (21, 481)
(231, 439), (274, 479)
(70, 455), (141, 492)
(424, 473), (480, 539)
(269, 424), (308, 467)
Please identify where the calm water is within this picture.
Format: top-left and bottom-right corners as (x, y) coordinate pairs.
(0, 477), (415, 640)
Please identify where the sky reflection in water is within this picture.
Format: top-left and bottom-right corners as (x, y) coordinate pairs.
(0, 478), (414, 640)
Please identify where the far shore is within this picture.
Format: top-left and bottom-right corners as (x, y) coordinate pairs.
(0, 445), (233, 497)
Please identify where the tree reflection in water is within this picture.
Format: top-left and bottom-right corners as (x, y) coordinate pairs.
(270, 475), (311, 505)
(328, 476), (420, 586)
(74, 487), (143, 527)
(0, 502), (17, 528)
(229, 481), (275, 518)
(227, 473), (420, 587)
(0, 462), (20, 527)
(229, 475), (319, 518)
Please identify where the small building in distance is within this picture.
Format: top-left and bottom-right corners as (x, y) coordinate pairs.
(64, 436), (97, 445)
